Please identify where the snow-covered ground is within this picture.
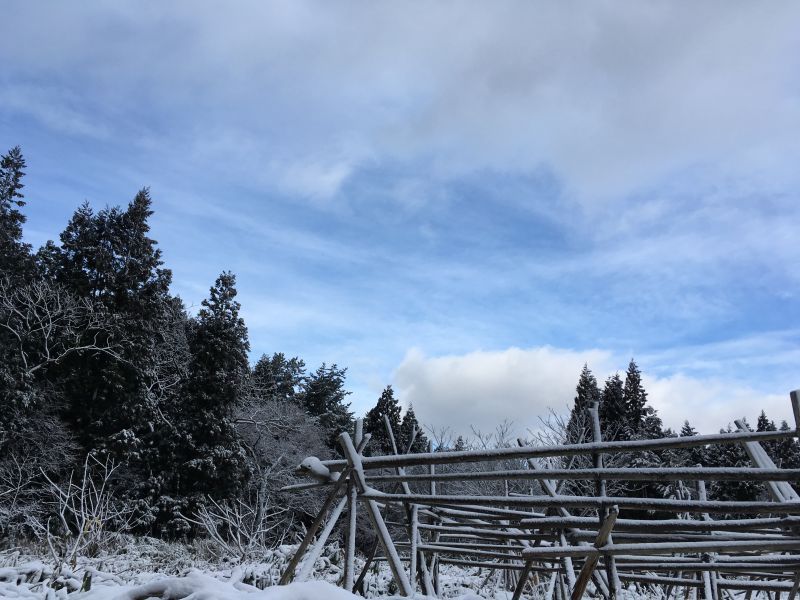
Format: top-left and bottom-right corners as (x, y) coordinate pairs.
(1, 536), (669, 599)
(0, 538), (502, 599)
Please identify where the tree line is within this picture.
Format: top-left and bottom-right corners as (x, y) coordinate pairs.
(2, 144), (794, 550)
(0, 146), (428, 545)
(566, 361), (800, 507)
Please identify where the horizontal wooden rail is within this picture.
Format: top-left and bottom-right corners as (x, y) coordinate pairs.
(286, 392), (800, 598)
(364, 491), (800, 514)
(366, 466), (800, 483)
(419, 514), (800, 532)
(521, 539), (800, 559)
(317, 428), (799, 471)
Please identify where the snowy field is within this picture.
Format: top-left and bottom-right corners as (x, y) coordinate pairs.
(0, 538), (663, 600)
(0, 538), (533, 599)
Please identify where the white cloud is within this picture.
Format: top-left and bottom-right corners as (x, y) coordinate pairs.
(3, 2), (799, 201)
(645, 374), (791, 434)
(393, 346), (616, 437)
(393, 345), (798, 439)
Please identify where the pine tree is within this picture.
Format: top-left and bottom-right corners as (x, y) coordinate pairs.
(599, 373), (626, 440)
(302, 363), (353, 451)
(179, 272), (250, 504)
(0, 146), (33, 279)
(252, 352), (306, 403)
(678, 420), (706, 466)
(566, 364), (600, 444)
(774, 421), (800, 470)
(51, 191), (174, 451)
(364, 386), (402, 456)
(623, 359), (660, 437)
(0, 146), (32, 422)
(706, 422), (764, 506)
(399, 404), (428, 454)
(755, 410), (778, 459)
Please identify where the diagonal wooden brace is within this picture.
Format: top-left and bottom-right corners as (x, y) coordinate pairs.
(571, 505), (619, 600)
(340, 432), (414, 596)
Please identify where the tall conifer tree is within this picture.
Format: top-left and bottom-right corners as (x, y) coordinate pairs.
(51, 191), (173, 454)
(400, 404), (428, 453)
(252, 352), (306, 403)
(0, 146), (33, 279)
(302, 363), (353, 451)
(566, 364), (600, 444)
(180, 272), (250, 501)
(364, 386), (402, 456)
(599, 373), (626, 440)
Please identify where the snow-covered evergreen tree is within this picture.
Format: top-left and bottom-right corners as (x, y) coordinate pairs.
(566, 364), (600, 444)
(364, 385), (402, 456)
(302, 363), (353, 451)
(599, 373), (626, 440)
(399, 404), (428, 453)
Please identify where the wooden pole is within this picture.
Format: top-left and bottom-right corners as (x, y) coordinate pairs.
(297, 496), (348, 582)
(363, 466), (800, 484)
(512, 560), (534, 600)
(735, 419), (800, 502)
(344, 481), (358, 591)
(339, 432), (414, 596)
(590, 402), (621, 599)
(279, 467), (352, 585)
(381, 415), (435, 596)
(410, 504), (419, 593)
(361, 491), (800, 514)
(343, 419), (363, 592)
(317, 428), (800, 472)
(571, 505), (619, 600)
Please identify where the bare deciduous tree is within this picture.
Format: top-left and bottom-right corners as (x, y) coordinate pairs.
(182, 487), (291, 561)
(0, 278), (127, 378)
(227, 391), (331, 548)
(33, 454), (133, 575)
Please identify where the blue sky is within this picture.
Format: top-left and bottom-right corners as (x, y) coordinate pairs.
(3, 2), (800, 435)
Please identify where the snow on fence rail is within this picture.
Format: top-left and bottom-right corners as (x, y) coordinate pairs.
(282, 390), (800, 600)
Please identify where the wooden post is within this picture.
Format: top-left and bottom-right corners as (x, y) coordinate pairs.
(410, 504), (419, 592)
(696, 478), (718, 600)
(339, 432), (414, 596)
(343, 419), (363, 592)
(571, 505), (619, 600)
(791, 390), (800, 433)
(429, 440), (440, 596)
(512, 560), (534, 600)
(297, 496), (348, 581)
(279, 467), (351, 585)
(382, 415), (435, 596)
(590, 401), (622, 599)
(344, 481), (358, 592)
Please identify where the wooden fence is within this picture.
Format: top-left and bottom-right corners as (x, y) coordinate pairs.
(281, 390), (800, 599)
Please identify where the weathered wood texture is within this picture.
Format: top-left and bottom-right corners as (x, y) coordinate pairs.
(284, 389), (800, 598)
